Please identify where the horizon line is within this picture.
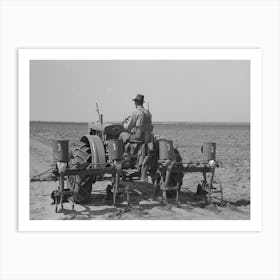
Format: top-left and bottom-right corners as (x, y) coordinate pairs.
(30, 120), (250, 125)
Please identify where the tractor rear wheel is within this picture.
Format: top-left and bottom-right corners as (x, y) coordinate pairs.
(68, 141), (95, 203)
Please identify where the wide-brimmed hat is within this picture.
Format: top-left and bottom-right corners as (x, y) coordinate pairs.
(132, 94), (145, 103)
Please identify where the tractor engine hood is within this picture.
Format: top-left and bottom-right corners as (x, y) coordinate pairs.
(88, 122), (125, 136)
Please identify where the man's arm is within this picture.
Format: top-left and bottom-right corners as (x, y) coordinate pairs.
(123, 112), (137, 131)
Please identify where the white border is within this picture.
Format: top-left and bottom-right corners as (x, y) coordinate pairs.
(18, 48), (262, 231)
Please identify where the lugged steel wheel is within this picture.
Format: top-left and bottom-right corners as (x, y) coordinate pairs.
(68, 141), (95, 203)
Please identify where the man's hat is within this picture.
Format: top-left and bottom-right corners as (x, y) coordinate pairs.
(132, 94), (145, 103)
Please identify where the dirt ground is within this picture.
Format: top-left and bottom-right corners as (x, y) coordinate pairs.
(30, 136), (250, 220)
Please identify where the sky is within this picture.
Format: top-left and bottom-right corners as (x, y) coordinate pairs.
(30, 60), (250, 123)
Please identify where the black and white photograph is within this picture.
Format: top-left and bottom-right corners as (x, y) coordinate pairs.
(2, 1), (280, 280)
(28, 53), (252, 221)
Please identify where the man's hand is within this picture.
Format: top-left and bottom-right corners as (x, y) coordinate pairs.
(122, 116), (131, 125)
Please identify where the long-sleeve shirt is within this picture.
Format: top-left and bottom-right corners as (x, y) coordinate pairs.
(124, 105), (153, 141)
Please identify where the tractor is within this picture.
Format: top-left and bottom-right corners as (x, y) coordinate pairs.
(50, 105), (221, 212)
(64, 120), (184, 206)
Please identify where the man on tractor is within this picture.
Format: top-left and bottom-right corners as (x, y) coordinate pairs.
(119, 94), (153, 180)
(119, 94), (153, 145)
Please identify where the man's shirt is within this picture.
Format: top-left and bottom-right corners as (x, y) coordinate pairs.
(124, 105), (153, 135)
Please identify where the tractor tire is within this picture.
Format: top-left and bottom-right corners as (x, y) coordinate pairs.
(68, 141), (95, 203)
(167, 148), (184, 198)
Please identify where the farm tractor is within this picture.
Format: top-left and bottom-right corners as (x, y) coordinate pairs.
(49, 105), (222, 212)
